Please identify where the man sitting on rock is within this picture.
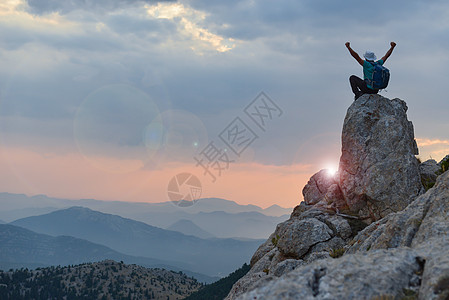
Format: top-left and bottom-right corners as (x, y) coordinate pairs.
(345, 41), (396, 100)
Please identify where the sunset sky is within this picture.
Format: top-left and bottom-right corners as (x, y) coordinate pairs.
(1, 0), (448, 208)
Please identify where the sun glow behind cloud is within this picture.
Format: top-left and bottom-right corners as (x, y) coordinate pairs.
(0, 0), (23, 14)
(0, 0), (75, 28)
(146, 3), (235, 53)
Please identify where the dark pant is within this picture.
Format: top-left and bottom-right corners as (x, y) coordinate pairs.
(349, 75), (378, 96)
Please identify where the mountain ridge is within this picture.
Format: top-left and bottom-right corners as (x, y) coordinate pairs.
(0, 259), (203, 299)
(0, 193), (292, 217)
(0, 193), (289, 239)
(11, 206), (264, 277)
(166, 219), (215, 239)
(0, 223), (218, 283)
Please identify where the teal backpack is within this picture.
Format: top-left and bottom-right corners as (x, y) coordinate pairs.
(367, 62), (390, 89)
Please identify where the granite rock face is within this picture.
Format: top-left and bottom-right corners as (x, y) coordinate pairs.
(236, 248), (425, 300)
(275, 217), (333, 259)
(347, 170), (449, 253)
(233, 171), (449, 300)
(226, 96), (448, 300)
(302, 170), (347, 211)
(301, 94), (423, 221)
(302, 170), (340, 205)
(225, 209), (352, 300)
(338, 94), (422, 220)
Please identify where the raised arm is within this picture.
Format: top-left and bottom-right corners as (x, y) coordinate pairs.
(345, 42), (364, 66)
(381, 42), (396, 62)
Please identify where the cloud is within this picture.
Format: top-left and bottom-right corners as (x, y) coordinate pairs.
(145, 2), (235, 53)
(25, 0), (175, 15)
(186, 0), (430, 40)
(416, 138), (449, 147)
(416, 138), (449, 162)
(0, 0), (448, 205)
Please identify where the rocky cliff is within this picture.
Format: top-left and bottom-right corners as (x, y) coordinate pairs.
(226, 94), (449, 300)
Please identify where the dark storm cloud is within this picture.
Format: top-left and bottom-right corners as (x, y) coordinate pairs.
(186, 0), (438, 41)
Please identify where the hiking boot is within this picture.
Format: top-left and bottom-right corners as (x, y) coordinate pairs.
(354, 91), (363, 101)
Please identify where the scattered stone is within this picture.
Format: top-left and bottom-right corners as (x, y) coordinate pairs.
(302, 169), (338, 206)
(236, 248), (424, 300)
(275, 218), (333, 259)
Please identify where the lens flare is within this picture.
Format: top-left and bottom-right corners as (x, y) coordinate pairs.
(155, 109), (209, 163)
(74, 84), (161, 173)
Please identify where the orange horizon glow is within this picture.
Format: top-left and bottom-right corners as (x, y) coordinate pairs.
(0, 145), (315, 209)
(0, 136), (446, 209)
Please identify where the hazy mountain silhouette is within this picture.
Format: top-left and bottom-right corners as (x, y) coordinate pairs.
(0, 207), (58, 223)
(11, 207), (264, 277)
(0, 224), (218, 283)
(158, 211), (287, 239)
(263, 204), (293, 217)
(0, 193), (290, 239)
(166, 219), (215, 239)
(0, 193), (291, 217)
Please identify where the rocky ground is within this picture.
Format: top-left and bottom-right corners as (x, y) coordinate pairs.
(226, 94), (449, 300)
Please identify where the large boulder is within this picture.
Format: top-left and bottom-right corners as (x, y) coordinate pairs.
(275, 217), (332, 259)
(302, 169), (338, 206)
(338, 95), (422, 220)
(302, 170), (347, 211)
(301, 95), (422, 221)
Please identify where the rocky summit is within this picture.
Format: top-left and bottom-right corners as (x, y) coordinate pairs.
(226, 94), (449, 300)
(303, 94), (423, 221)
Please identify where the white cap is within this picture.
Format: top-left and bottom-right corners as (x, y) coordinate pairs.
(363, 51), (377, 61)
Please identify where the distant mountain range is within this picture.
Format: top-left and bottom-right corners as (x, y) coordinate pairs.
(167, 219), (215, 239)
(0, 192), (292, 279)
(0, 192), (292, 239)
(0, 224), (218, 283)
(0, 192), (291, 216)
(11, 207), (264, 277)
(133, 210), (286, 239)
